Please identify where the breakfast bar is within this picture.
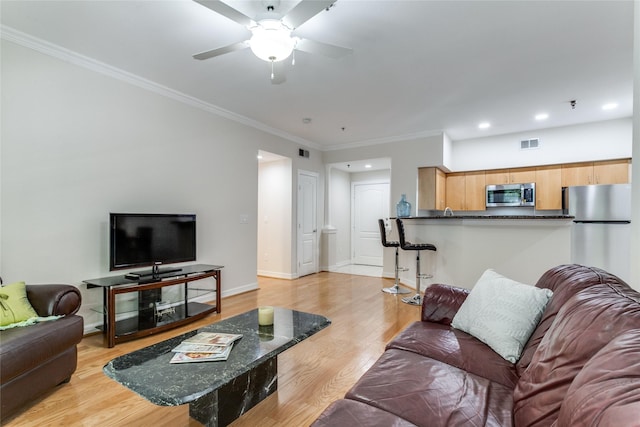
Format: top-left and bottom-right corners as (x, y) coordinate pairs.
(389, 215), (573, 288)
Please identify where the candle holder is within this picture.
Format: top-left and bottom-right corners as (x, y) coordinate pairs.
(258, 306), (274, 326)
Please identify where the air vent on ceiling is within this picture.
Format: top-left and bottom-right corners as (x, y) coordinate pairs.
(520, 138), (540, 150)
(298, 148), (310, 158)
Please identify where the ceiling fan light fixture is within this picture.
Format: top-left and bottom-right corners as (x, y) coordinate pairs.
(249, 19), (296, 62)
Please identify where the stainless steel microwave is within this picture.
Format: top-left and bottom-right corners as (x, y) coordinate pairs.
(486, 183), (535, 207)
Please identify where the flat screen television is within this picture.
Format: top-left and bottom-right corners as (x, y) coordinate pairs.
(110, 213), (196, 274)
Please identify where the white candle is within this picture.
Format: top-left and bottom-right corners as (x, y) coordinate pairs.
(258, 306), (274, 326)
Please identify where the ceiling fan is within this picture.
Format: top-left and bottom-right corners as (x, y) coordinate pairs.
(192, 0), (352, 80)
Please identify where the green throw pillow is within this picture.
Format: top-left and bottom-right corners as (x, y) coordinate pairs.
(0, 281), (39, 326)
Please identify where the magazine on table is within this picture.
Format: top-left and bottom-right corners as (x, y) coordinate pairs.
(170, 331), (243, 363)
(171, 342), (228, 354)
(181, 332), (243, 346)
(169, 344), (234, 364)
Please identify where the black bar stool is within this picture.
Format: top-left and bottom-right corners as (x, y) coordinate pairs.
(395, 218), (437, 305)
(378, 219), (410, 294)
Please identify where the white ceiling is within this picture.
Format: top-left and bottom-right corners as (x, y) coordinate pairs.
(1, 0), (634, 151)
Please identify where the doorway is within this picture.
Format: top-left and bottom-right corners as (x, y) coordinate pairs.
(257, 151), (292, 279)
(352, 182), (390, 266)
(326, 158), (391, 277)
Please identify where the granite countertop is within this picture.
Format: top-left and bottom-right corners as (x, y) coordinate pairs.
(403, 215), (574, 220)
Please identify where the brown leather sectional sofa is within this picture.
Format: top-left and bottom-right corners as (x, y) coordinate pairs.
(312, 264), (640, 426)
(0, 284), (83, 419)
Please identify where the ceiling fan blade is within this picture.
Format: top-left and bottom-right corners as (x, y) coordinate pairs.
(295, 38), (352, 59)
(193, 0), (254, 27)
(193, 41), (248, 60)
(282, 0), (335, 29)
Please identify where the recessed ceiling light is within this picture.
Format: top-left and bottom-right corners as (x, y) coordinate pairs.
(364, 164), (372, 169)
(257, 154), (263, 159)
(602, 103), (618, 110)
(478, 122), (491, 129)
(535, 113), (549, 121)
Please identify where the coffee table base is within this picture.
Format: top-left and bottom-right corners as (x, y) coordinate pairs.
(189, 357), (278, 427)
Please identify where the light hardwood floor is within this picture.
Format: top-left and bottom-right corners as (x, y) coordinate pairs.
(4, 272), (420, 426)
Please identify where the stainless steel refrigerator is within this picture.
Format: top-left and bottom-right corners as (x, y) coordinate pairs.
(565, 184), (631, 283)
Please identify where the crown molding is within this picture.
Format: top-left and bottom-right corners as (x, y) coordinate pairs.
(1, 25), (321, 150)
(322, 129), (444, 151)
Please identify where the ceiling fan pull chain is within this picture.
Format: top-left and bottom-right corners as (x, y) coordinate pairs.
(271, 60), (275, 80)
(292, 49), (296, 66)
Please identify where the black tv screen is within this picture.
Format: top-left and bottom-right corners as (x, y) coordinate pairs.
(110, 213), (196, 271)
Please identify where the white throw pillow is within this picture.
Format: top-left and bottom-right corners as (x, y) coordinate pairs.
(451, 269), (553, 363)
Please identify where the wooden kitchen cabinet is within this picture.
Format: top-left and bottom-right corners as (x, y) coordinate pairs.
(562, 159), (630, 187)
(485, 169), (510, 185)
(593, 159), (630, 184)
(438, 158), (629, 213)
(445, 171), (485, 211)
(436, 169), (447, 209)
(418, 167), (446, 211)
(465, 171), (486, 211)
(509, 167), (537, 184)
(445, 173), (466, 211)
(561, 162), (593, 187)
(485, 167), (536, 185)
(535, 165), (562, 210)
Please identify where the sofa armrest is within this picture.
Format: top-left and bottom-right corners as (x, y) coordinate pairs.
(421, 284), (470, 325)
(26, 284), (82, 317)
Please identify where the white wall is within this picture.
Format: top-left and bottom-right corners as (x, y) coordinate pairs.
(450, 118), (632, 171)
(257, 158), (292, 278)
(329, 168), (351, 267)
(631, 1), (640, 290)
(0, 41), (325, 330)
(351, 169), (391, 183)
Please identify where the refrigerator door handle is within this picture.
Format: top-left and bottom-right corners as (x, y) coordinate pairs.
(573, 220), (631, 224)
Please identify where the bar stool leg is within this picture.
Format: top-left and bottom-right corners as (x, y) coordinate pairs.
(402, 250), (431, 305)
(382, 247), (410, 294)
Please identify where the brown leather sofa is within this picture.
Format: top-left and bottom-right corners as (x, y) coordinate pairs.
(312, 264), (640, 427)
(0, 284), (83, 419)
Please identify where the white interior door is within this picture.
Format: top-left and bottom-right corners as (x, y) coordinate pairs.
(297, 171), (318, 277)
(352, 182), (390, 266)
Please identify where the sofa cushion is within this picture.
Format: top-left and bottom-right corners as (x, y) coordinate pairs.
(311, 399), (418, 427)
(346, 349), (514, 427)
(513, 283), (640, 427)
(0, 282), (39, 326)
(451, 269), (552, 363)
(556, 329), (640, 427)
(516, 264), (621, 376)
(387, 321), (519, 388)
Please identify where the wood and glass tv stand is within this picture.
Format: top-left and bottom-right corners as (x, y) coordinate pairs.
(84, 264), (222, 347)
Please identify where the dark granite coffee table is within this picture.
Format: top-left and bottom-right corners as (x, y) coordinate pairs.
(103, 307), (331, 426)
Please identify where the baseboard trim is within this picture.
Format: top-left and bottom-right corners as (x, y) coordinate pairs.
(256, 270), (295, 280)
